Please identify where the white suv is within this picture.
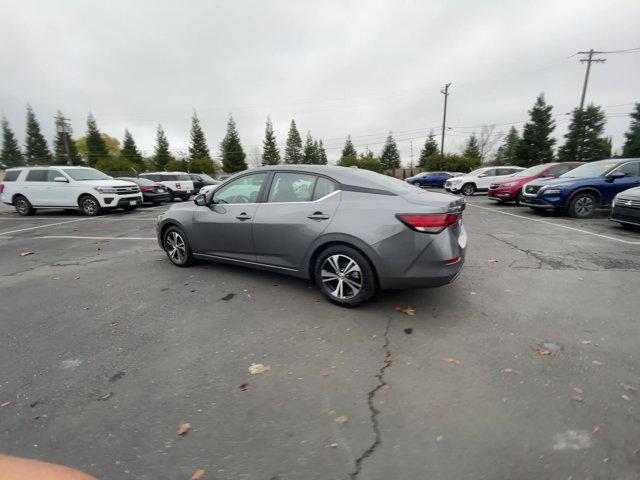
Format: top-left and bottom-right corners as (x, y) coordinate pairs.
(444, 166), (525, 196)
(138, 172), (194, 201)
(1, 166), (143, 216)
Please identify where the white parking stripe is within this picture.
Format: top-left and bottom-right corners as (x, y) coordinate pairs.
(0, 218), (91, 236)
(33, 235), (156, 240)
(467, 203), (640, 245)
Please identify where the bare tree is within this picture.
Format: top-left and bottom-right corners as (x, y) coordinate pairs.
(478, 124), (504, 164)
(248, 145), (262, 168)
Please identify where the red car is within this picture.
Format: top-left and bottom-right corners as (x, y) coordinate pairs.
(488, 162), (584, 204)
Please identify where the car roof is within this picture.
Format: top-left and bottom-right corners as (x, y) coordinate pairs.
(593, 158), (638, 165)
(6, 165), (91, 170)
(141, 171), (188, 175)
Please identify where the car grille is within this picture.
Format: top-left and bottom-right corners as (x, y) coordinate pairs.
(616, 196), (640, 209)
(524, 185), (542, 195)
(114, 185), (140, 195)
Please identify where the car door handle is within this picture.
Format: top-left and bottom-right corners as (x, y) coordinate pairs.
(307, 212), (330, 220)
(236, 213), (252, 221)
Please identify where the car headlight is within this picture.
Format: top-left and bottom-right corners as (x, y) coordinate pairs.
(502, 182), (517, 187)
(542, 189), (563, 195)
(94, 186), (118, 194)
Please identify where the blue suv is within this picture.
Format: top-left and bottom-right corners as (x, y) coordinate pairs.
(406, 171), (454, 188)
(520, 158), (640, 218)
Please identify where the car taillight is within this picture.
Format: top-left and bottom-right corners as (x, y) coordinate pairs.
(140, 186), (154, 191)
(396, 213), (460, 234)
(0, 184), (4, 194)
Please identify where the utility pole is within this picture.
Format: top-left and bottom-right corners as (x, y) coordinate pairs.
(409, 140), (414, 169)
(576, 49), (606, 110)
(55, 115), (73, 165)
(440, 83), (451, 169)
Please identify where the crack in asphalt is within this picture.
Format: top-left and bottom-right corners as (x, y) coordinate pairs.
(350, 317), (393, 480)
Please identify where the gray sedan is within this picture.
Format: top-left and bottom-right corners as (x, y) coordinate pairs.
(156, 165), (467, 306)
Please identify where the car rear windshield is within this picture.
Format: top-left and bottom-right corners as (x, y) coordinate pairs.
(513, 164), (551, 178)
(123, 177), (154, 186)
(61, 168), (111, 181)
(3, 170), (21, 181)
(348, 169), (422, 194)
(560, 161), (620, 179)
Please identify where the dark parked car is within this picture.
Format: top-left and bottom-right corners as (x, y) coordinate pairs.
(406, 171), (454, 188)
(157, 165), (467, 307)
(189, 173), (221, 192)
(520, 158), (640, 218)
(119, 177), (171, 204)
(610, 187), (640, 229)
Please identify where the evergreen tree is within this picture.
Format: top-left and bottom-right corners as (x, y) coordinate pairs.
(24, 105), (52, 164)
(357, 150), (383, 172)
(121, 129), (144, 169)
(189, 112), (211, 162)
(1, 116), (24, 167)
(558, 104), (608, 162)
(341, 135), (357, 163)
(463, 133), (481, 160)
(622, 102), (640, 158)
(261, 117), (280, 165)
(284, 119), (303, 164)
(85, 113), (109, 166)
(418, 130), (439, 167)
(302, 131), (319, 164)
(317, 139), (328, 165)
(515, 93), (556, 166)
(495, 126), (520, 165)
(52, 111), (82, 166)
(380, 132), (401, 169)
(219, 115), (247, 173)
(154, 125), (172, 170)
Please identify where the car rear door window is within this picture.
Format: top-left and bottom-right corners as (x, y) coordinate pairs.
(268, 173), (316, 202)
(46, 170), (64, 181)
(25, 169), (48, 181)
(313, 177), (337, 200)
(4, 170), (21, 181)
(213, 173), (267, 204)
(615, 162), (640, 177)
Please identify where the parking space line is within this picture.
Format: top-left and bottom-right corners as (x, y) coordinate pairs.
(0, 218), (91, 236)
(33, 235), (156, 240)
(467, 202), (640, 245)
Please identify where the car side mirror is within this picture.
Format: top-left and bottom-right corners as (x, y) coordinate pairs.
(608, 171), (625, 181)
(53, 176), (68, 183)
(478, 173), (487, 178)
(194, 194), (208, 206)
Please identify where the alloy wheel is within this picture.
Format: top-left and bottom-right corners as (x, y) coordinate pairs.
(165, 231), (186, 264)
(82, 198), (98, 215)
(16, 199), (29, 215)
(320, 254), (362, 300)
(575, 196), (594, 217)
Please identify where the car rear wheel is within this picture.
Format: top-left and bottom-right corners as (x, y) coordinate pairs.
(14, 195), (35, 216)
(180, 195), (191, 201)
(461, 183), (476, 196)
(314, 246), (376, 307)
(163, 226), (194, 267)
(569, 193), (596, 218)
(79, 195), (102, 216)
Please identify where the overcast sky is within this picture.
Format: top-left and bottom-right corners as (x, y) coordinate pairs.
(1, 0), (639, 165)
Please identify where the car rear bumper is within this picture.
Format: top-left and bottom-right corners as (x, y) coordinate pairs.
(143, 191), (171, 203)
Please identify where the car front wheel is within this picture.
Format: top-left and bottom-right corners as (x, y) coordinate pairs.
(163, 226), (194, 267)
(569, 193), (596, 218)
(314, 246), (376, 307)
(79, 195), (102, 216)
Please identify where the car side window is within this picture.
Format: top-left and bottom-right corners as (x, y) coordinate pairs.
(213, 173), (267, 204)
(313, 177), (337, 200)
(25, 169), (48, 181)
(482, 169), (497, 176)
(267, 173), (316, 203)
(4, 170), (21, 181)
(614, 162), (640, 177)
(46, 170), (64, 182)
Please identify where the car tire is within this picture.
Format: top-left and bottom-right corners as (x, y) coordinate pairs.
(461, 183), (476, 196)
(314, 245), (376, 307)
(180, 195), (191, 201)
(14, 195), (35, 216)
(163, 226), (194, 267)
(79, 195), (102, 216)
(569, 192), (597, 218)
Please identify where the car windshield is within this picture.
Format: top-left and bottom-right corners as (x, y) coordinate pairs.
(560, 161), (619, 179)
(467, 168), (487, 176)
(61, 168), (111, 181)
(349, 169), (425, 194)
(513, 164), (551, 178)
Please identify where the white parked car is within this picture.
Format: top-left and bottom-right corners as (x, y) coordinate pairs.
(0, 166), (143, 216)
(138, 172), (195, 201)
(444, 166), (525, 196)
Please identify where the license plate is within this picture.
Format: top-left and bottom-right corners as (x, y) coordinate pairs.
(129, 200), (137, 205)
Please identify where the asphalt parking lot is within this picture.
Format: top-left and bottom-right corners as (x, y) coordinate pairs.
(1, 197), (639, 480)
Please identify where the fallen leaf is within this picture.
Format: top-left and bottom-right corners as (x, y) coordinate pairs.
(592, 425), (601, 434)
(315, 298), (321, 303)
(536, 347), (552, 356)
(470, 291), (476, 295)
(573, 387), (584, 394)
(329, 443), (338, 448)
(239, 383), (250, 391)
(622, 383), (638, 392)
(19, 251), (34, 257)
(384, 355), (393, 365)
(580, 340), (592, 345)
(622, 394), (631, 401)
(443, 358), (461, 366)
(436, 435), (443, 442)
(592, 360), (604, 366)
(503, 368), (521, 374)
(321, 369), (330, 377)
(334, 415), (348, 425)
(381, 384), (391, 391)
(1, 402), (11, 408)
(110, 321), (119, 327)
(178, 422), (192, 435)
(395, 305), (416, 316)
(249, 363), (270, 375)
(95, 392), (113, 401)
(191, 469), (205, 479)
(487, 258), (499, 263)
